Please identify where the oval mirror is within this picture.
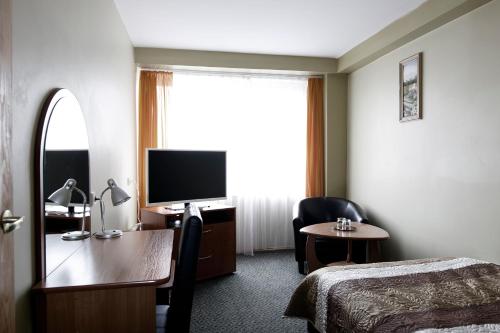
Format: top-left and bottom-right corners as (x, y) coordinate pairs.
(35, 89), (91, 280)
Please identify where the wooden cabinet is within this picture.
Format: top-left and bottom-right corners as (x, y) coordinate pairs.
(141, 205), (236, 280)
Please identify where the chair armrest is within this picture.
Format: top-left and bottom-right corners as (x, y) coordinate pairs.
(293, 217), (304, 230)
(346, 201), (369, 223)
(292, 217), (306, 238)
(292, 217), (307, 261)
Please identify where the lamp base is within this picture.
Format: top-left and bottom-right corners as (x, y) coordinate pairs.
(95, 229), (123, 239)
(61, 230), (91, 241)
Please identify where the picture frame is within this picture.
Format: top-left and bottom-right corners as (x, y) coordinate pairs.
(399, 52), (422, 122)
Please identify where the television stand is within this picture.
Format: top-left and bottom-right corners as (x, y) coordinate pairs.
(140, 204), (236, 281)
(164, 203), (185, 211)
(164, 202), (215, 211)
(164, 207), (184, 213)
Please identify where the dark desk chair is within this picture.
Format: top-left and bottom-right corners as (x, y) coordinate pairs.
(157, 204), (203, 332)
(292, 197), (369, 274)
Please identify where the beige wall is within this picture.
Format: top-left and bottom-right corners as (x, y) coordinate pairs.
(325, 74), (347, 197)
(347, 0), (500, 264)
(12, 0), (136, 331)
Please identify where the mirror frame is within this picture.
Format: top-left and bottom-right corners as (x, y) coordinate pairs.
(34, 88), (88, 281)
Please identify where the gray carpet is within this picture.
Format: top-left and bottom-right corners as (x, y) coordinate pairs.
(190, 250), (307, 333)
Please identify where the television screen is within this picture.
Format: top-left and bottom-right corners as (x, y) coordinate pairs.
(44, 150), (90, 205)
(147, 149), (226, 206)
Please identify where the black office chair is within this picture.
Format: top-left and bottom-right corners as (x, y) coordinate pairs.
(292, 197), (369, 274)
(157, 204), (203, 332)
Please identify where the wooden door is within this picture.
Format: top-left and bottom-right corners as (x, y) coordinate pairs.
(0, 0), (15, 331)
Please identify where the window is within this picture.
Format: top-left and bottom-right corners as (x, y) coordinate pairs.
(163, 72), (307, 254)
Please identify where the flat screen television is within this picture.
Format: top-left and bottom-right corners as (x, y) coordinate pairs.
(146, 149), (226, 206)
(44, 149), (90, 206)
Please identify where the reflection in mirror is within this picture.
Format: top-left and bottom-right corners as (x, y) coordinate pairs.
(45, 95), (89, 150)
(38, 89), (91, 277)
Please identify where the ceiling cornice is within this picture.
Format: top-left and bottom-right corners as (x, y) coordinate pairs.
(338, 0), (492, 73)
(135, 48), (338, 74)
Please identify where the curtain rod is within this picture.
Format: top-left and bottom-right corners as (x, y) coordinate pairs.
(139, 67), (323, 80)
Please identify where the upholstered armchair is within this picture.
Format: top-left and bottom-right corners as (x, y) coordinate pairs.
(292, 197), (369, 274)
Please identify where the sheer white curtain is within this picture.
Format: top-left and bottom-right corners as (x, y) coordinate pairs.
(165, 72), (307, 255)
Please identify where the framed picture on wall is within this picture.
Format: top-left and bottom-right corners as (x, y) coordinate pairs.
(399, 52), (422, 122)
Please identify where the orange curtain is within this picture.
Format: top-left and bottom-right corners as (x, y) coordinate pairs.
(305, 78), (325, 197)
(137, 71), (173, 208)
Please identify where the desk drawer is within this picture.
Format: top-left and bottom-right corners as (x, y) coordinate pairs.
(197, 253), (216, 280)
(199, 225), (215, 258)
(196, 221), (236, 280)
(164, 212), (236, 281)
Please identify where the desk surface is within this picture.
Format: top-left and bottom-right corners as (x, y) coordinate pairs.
(34, 230), (174, 293)
(45, 234), (85, 276)
(300, 222), (390, 240)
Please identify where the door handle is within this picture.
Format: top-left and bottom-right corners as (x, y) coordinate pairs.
(1, 210), (24, 233)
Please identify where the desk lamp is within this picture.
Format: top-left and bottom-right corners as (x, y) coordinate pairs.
(48, 178), (90, 241)
(95, 178), (131, 239)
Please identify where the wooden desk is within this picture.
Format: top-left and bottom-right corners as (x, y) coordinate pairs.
(45, 234), (85, 276)
(300, 222), (389, 273)
(33, 230), (173, 333)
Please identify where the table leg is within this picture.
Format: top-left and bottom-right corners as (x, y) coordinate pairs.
(346, 240), (352, 263)
(367, 240), (381, 263)
(305, 234), (322, 274)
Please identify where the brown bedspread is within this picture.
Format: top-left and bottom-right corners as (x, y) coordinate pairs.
(284, 258), (500, 332)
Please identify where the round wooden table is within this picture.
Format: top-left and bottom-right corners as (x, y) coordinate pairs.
(300, 222), (390, 273)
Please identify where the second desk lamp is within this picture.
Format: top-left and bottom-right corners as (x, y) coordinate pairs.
(94, 178), (131, 239)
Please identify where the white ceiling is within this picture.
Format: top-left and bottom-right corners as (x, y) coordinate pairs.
(113, 0), (426, 58)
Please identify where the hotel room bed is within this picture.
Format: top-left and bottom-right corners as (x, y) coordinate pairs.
(285, 257), (500, 333)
